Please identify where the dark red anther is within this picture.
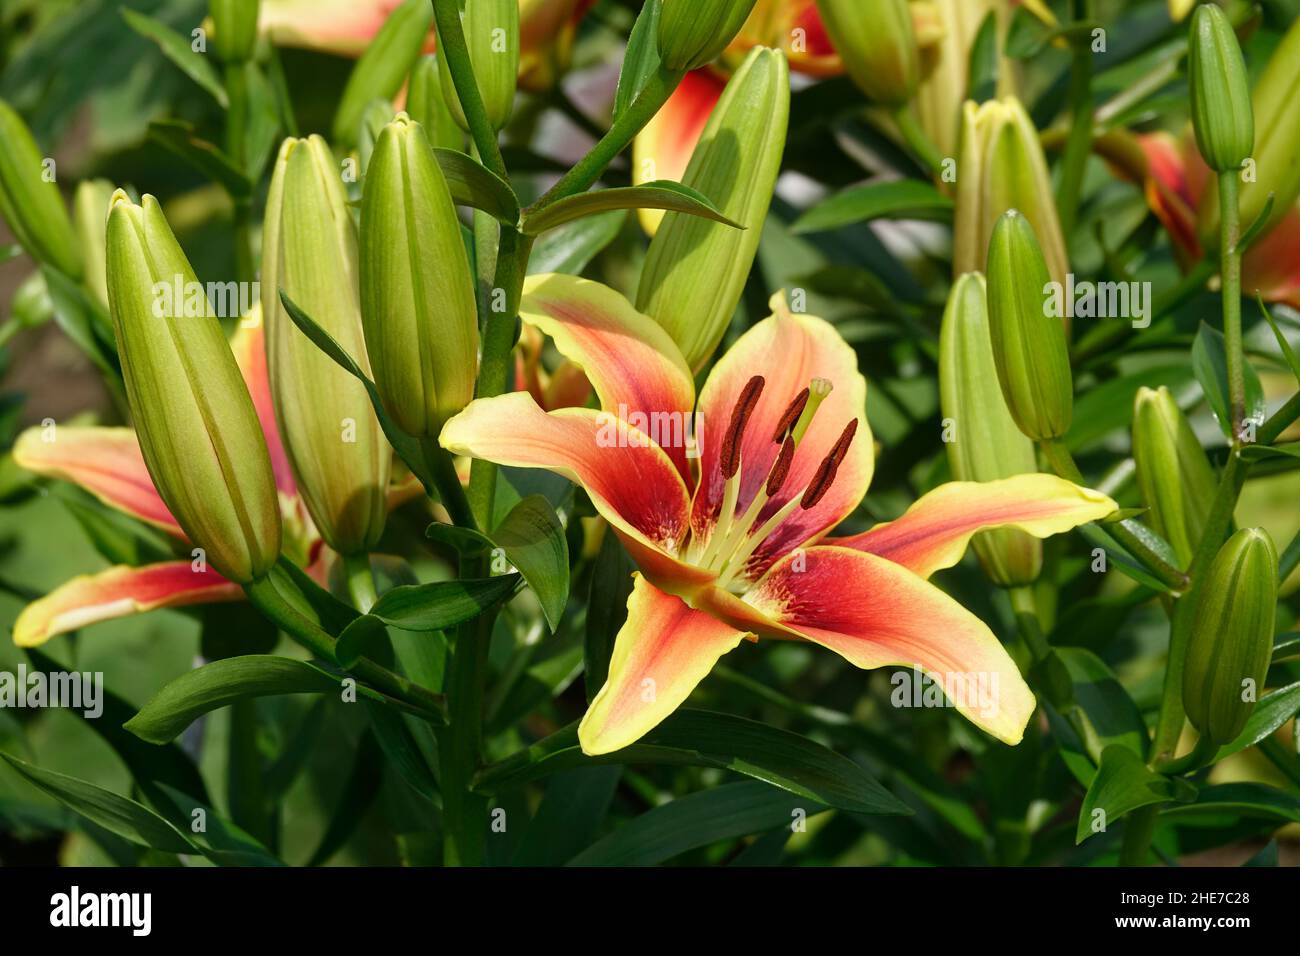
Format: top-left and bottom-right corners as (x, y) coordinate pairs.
(799, 419), (858, 510)
(766, 436), (796, 496)
(771, 388), (810, 443)
(720, 375), (765, 479)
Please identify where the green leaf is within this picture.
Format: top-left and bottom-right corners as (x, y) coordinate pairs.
(369, 575), (520, 632)
(510, 766), (622, 865)
(1077, 522), (1178, 593)
(475, 709), (910, 815)
(120, 9), (228, 107)
(306, 730), (385, 866)
(433, 147), (520, 224)
(1055, 647), (1150, 779)
(614, 0), (662, 118)
(1162, 783), (1300, 825)
(125, 655), (350, 744)
(153, 785), (284, 866)
(522, 181), (739, 236)
(1192, 321), (1266, 439)
(1240, 441), (1300, 462)
(334, 614), (391, 669)
(567, 780), (826, 866)
(1215, 680), (1300, 760)
(492, 495), (569, 631)
(364, 700), (440, 800)
(1075, 745), (1195, 844)
(1257, 294), (1300, 385)
(528, 210), (626, 275)
(585, 531), (635, 701)
(791, 180), (953, 234)
(0, 753), (193, 854)
(148, 120), (251, 197)
(1273, 631), (1300, 661)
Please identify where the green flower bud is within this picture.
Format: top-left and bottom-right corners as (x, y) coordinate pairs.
(105, 191), (280, 582)
(986, 210), (1073, 442)
(636, 46), (789, 371)
(407, 55), (463, 150)
(437, 0), (519, 132)
(955, 97), (1068, 289)
(1132, 386), (1217, 569)
(815, 0), (919, 106)
(0, 98), (81, 278)
(1188, 3), (1253, 174)
(360, 114), (479, 438)
(1183, 528), (1278, 746)
(658, 0), (759, 72)
(262, 136), (390, 556)
(209, 0), (259, 63)
(1199, 14), (1300, 247)
(333, 0), (433, 146)
(74, 178), (115, 309)
(939, 272), (1042, 586)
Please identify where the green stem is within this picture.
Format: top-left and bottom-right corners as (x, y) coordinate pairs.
(1009, 586), (1051, 662)
(423, 437), (477, 531)
(224, 62), (254, 286)
(1259, 390), (1300, 446)
(1119, 805), (1158, 867)
(893, 104), (945, 178)
(438, 549), (492, 866)
(1150, 451), (1248, 761)
(528, 66), (684, 212)
(342, 552), (378, 613)
(1218, 169), (1245, 436)
(430, 0), (506, 179)
(1056, 14), (1094, 238)
(243, 574), (447, 722)
(1154, 734), (1218, 775)
(1040, 439), (1189, 592)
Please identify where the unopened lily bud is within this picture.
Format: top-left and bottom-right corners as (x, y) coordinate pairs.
(73, 178), (115, 309)
(815, 0), (919, 106)
(209, 0), (259, 62)
(1188, 3), (1253, 174)
(1202, 15), (1300, 246)
(360, 114), (479, 438)
(262, 136), (390, 556)
(105, 191), (280, 582)
(1132, 387), (1216, 568)
(0, 98), (81, 278)
(1183, 528), (1277, 745)
(406, 55), (462, 150)
(914, 0), (1003, 160)
(437, 0), (519, 132)
(986, 210), (1073, 442)
(658, 0), (760, 72)
(955, 97), (1068, 288)
(939, 273), (1042, 586)
(333, 0), (433, 146)
(636, 46), (788, 371)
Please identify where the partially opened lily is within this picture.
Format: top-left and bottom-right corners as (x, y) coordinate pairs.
(441, 274), (1118, 755)
(10, 319), (308, 647)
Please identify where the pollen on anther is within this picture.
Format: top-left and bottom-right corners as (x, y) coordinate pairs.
(766, 436), (796, 496)
(771, 388), (810, 443)
(799, 418), (858, 510)
(720, 375), (765, 479)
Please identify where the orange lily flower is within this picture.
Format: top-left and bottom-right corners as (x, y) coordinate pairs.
(440, 274), (1118, 754)
(10, 321), (308, 647)
(1135, 131), (1300, 310)
(259, 0), (592, 91)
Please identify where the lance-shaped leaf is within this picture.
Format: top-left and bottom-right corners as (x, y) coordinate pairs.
(793, 179), (953, 234)
(121, 9), (228, 106)
(491, 495), (570, 631)
(1075, 745), (1195, 845)
(521, 181), (738, 236)
(433, 146), (520, 223)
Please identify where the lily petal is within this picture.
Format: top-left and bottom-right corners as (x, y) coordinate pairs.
(440, 392), (711, 591)
(520, 274), (696, 482)
(13, 561), (241, 647)
(691, 293), (874, 580)
(259, 0), (433, 56)
(746, 546), (1036, 744)
(834, 475), (1117, 580)
(230, 312), (297, 499)
(631, 69), (727, 234)
(13, 426), (182, 537)
(579, 574), (748, 754)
